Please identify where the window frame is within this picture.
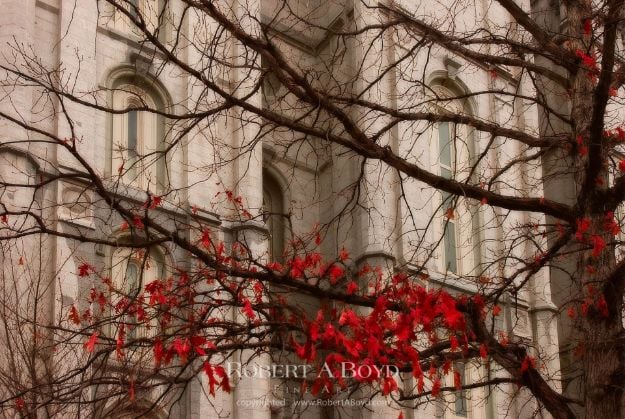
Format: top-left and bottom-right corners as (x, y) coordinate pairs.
(111, 83), (166, 192)
(429, 84), (478, 277)
(109, 246), (167, 342)
(262, 170), (286, 262)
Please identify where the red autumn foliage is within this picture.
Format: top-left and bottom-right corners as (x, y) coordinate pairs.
(590, 235), (606, 258)
(77, 262), (94, 277)
(241, 299), (256, 320)
(84, 332), (98, 353)
(520, 355), (536, 373)
(454, 369), (462, 390)
(575, 217), (591, 241)
(431, 377), (441, 397)
(68, 305), (81, 325)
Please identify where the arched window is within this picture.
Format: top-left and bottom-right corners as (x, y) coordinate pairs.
(431, 83), (478, 276)
(111, 246), (166, 340)
(442, 362), (492, 419)
(111, 83), (165, 192)
(453, 362), (468, 417)
(263, 170), (285, 262)
(438, 120), (458, 274)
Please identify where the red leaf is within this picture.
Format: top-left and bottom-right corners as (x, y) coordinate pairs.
(116, 324), (125, 360)
(581, 300), (590, 316)
(454, 370), (462, 390)
(520, 355), (536, 373)
(590, 235), (606, 258)
(200, 229), (212, 248)
(339, 248), (349, 262)
(309, 323), (320, 341)
(154, 339), (164, 367)
(575, 49), (598, 70)
(133, 216), (144, 229)
(241, 299), (255, 321)
(575, 217), (591, 241)
(450, 335), (459, 352)
(498, 331), (509, 347)
(15, 398), (24, 410)
(144, 195), (162, 209)
(69, 305), (81, 325)
(382, 376), (398, 395)
(327, 265), (344, 284)
(84, 331), (98, 353)
(431, 377), (441, 397)
(479, 343), (488, 360)
(583, 19), (592, 35)
(444, 207), (455, 220)
(417, 375), (425, 393)
(346, 281), (358, 295)
(492, 305), (502, 316)
(338, 309), (360, 328)
(480, 197), (488, 205)
(214, 365), (231, 392)
(567, 306), (576, 319)
(78, 262), (94, 277)
(266, 261), (283, 272)
(173, 338), (190, 363)
(204, 362), (218, 397)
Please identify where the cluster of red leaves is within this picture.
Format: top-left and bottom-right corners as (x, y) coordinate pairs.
(78, 262), (95, 277)
(264, 248), (354, 293)
(604, 127), (625, 142)
(520, 355), (536, 373)
(568, 285), (610, 319)
(73, 227), (534, 404)
(203, 362), (231, 396)
(216, 190), (252, 220)
(576, 135), (588, 156)
(143, 195), (162, 210)
(68, 305), (81, 325)
(84, 331), (98, 353)
(573, 214), (618, 259)
(288, 281), (484, 397)
(120, 215), (145, 231)
(575, 49), (599, 81)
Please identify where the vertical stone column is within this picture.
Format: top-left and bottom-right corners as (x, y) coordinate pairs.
(230, 224), (271, 419)
(528, 0), (579, 411)
(229, 0), (270, 417)
(350, 1), (399, 261)
(346, 3), (402, 418)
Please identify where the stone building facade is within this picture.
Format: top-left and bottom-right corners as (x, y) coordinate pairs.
(0, 0), (562, 418)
